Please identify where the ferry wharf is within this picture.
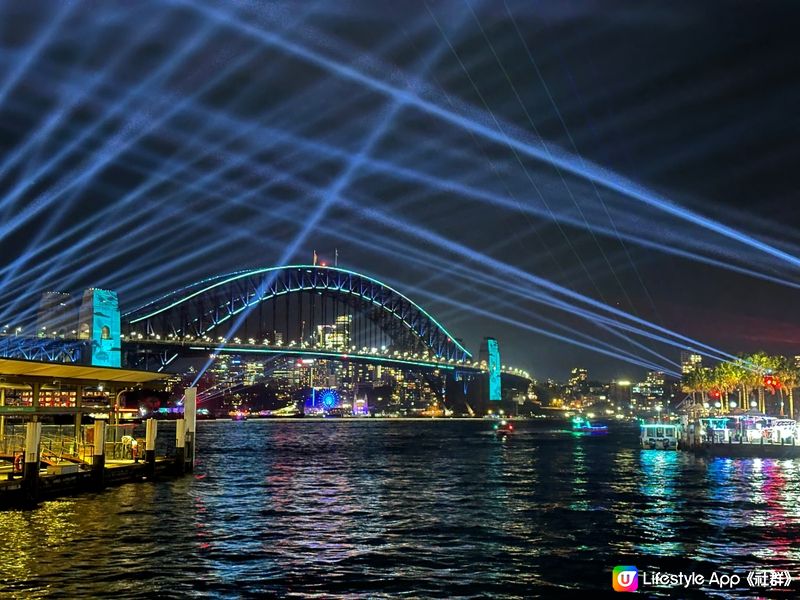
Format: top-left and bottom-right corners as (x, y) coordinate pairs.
(0, 358), (197, 507)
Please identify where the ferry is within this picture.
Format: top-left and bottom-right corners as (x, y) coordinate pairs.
(640, 422), (679, 450)
(571, 415), (608, 435)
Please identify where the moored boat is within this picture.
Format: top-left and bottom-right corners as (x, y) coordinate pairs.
(640, 422), (679, 449)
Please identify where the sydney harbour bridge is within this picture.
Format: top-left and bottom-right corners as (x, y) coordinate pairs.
(0, 266), (532, 407)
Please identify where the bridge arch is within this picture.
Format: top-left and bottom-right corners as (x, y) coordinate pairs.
(123, 265), (471, 361)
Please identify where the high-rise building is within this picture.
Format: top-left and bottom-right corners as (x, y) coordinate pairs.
(316, 314), (351, 351)
(609, 379), (632, 407)
(244, 361), (265, 385)
(78, 288), (121, 367)
(680, 351), (702, 374)
(36, 291), (74, 338)
(269, 356), (302, 390)
(633, 371), (665, 400)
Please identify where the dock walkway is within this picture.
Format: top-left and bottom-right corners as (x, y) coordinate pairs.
(0, 457), (177, 507)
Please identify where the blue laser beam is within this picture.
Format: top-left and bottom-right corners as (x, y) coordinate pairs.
(179, 0), (800, 273)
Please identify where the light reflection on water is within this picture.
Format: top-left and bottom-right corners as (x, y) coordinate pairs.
(636, 450), (683, 556)
(0, 420), (798, 597)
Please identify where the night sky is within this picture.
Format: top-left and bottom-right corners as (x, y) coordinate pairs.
(1, 1), (799, 380)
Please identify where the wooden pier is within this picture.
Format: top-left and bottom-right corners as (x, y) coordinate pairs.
(678, 414), (800, 459)
(683, 439), (800, 459)
(0, 457), (177, 507)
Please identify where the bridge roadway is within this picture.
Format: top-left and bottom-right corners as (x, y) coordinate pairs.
(123, 338), (532, 381)
(0, 335), (533, 384)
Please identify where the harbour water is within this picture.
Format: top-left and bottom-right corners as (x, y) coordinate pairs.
(1, 419), (799, 598)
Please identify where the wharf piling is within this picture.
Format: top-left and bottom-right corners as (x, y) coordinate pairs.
(23, 421), (42, 502)
(92, 420), (106, 488)
(185, 387), (197, 473)
(175, 418), (186, 475)
(145, 418), (157, 477)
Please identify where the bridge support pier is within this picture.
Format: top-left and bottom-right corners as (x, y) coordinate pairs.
(145, 418), (157, 476)
(92, 420), (106, 489)
(23, 421), (42, 503)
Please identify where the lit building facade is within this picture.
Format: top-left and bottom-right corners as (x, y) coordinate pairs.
(316, 314), (352, 351)
(681, 351), (702, 374)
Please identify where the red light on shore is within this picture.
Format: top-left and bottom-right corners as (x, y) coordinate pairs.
(764, 375), (779, 387)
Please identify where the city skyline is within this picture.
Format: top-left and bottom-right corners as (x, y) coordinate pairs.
(2, 1), (799, 381)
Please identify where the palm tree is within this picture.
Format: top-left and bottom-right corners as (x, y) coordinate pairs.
(714, 362), (740, 412)
(774, 356), (799, 420)
(681, 369), (699, 411)
(744, 352), (776, 413)
(681, 369), (709, 416)
(695, 367), (713, 412)
(730, 357), (752, 412)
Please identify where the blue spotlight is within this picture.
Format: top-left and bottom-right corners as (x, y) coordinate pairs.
(182, 0), (800, 272)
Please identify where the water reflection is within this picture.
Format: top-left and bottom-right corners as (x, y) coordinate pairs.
(635, 450), (684, 556)
(1, 420), (799, 597)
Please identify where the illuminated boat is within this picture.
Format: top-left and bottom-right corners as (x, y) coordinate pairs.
(572, 416), (608, 434)
(493, 419), (514, 435)
(639, 422), (679, 449)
